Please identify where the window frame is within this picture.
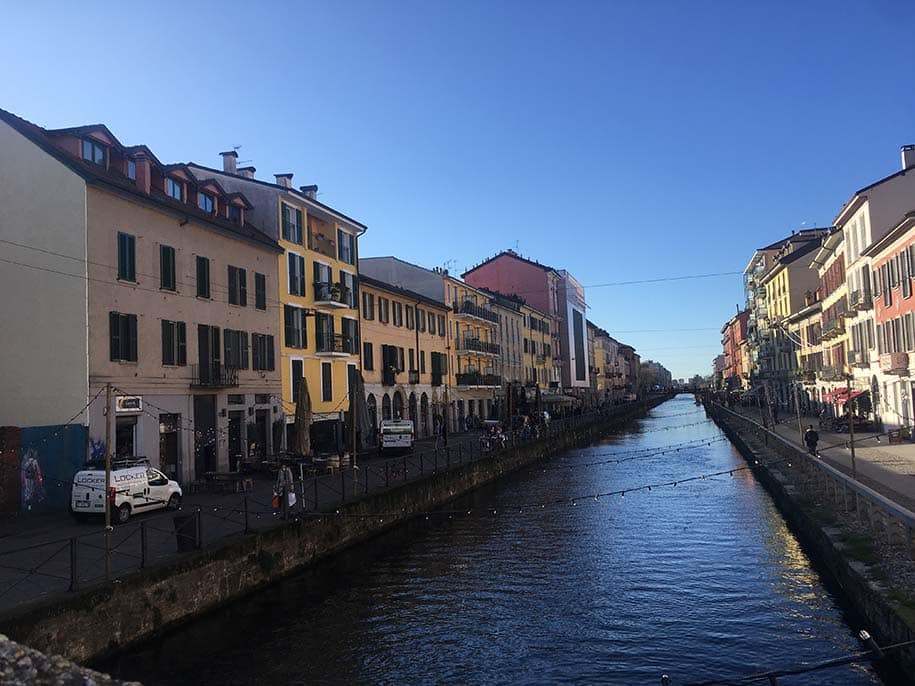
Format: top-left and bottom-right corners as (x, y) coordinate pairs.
(166, 177), (184, 202)
(81, 138), (106, 166)
(117, 232), (136, 282)
(228, 265), (248, 306)
(321, 362), (333, 402)
(255, 272), (267, 310)
(159, 245), (176, 291)
(110, 312), (138, 362)
(161, 319), (187, 366)
(198, 192), (215, 214)
(196, 255), (211, 299)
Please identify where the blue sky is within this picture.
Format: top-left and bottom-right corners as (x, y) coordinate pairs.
(3, 1), (915, 378)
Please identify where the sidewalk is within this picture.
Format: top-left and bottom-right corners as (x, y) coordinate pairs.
(732, 406), (915, 512)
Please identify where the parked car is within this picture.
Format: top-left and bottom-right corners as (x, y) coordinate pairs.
(70, 461), (182, 524)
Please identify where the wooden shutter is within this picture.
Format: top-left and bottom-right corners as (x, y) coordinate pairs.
(127, 315), (138, 362)
(224, 329), (235, 367)
(228, 266), (237, 304)
(255, 273), (266, 310)
(239, 269), (247, 306)
(295, 209), (303, 244)
(266, 335), (275, 371)
(162, 320), (173, 365)
(110, 312), (120, 361)
(177, 322), (186, 365)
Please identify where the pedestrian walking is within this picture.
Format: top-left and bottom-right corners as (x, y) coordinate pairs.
(804, 425), (819, 455)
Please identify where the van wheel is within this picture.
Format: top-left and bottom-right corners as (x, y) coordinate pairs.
(115, 503), (131, 524)
(167, 494), (181, 511)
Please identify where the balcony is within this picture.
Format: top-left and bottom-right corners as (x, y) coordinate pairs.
(817, 366), (847, 382)
(796, 369), (817, 384)
(880, 352), (909, 375)
(382, 369), (398, 387)
(847, 349), (871, 368)
(850, 289), (873, 311)
(821, 318), (845, 341)
(191, 363), (239, 388)
(452, 299), (499, 324)
(457, 337), (501, 356)
(455, 372), (502, 387)
(313, 282), (352, 308)
(535, 354), (547, 365)
(316, 333), (355, 357)
(408, 370), (420, 385)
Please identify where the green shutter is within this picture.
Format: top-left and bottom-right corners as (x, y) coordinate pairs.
(240, 332), (249, 369)
(295, 209), (303, 244)
(162, 320), (172, 365)
(110, 312), (120, 361)
(266, 335), (275, 371)
(127, 315), (138, 362)
(177, 322), (186, 365)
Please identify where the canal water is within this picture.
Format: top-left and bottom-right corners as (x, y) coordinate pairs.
(104, 396), (887, 685)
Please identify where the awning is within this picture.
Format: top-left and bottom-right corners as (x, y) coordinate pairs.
(823, 387), (848, 403)
(837, 390), (867, 405)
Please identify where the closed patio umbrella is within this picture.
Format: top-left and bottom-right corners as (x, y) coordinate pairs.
(294, 376), (312, 458)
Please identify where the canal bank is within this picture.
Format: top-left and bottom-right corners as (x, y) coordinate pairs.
(102, 396), (885, 685)
(706, 402), (915, 679)
(0, 395), (672, 665)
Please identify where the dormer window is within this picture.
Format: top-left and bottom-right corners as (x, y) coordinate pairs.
(198, 192), (214, 213)
(81, 139), (105, 166)
(127, 159), (136, 181)
(228, 205), (242, 224)
(166, 178), (183, 201)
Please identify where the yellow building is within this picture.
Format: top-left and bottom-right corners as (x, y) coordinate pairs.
(444, 275), (501, 428)
(359, 275), (449, 438)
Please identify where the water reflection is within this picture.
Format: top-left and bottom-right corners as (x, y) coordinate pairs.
(103, 396), (885, 685)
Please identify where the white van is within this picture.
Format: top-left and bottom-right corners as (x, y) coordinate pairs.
(71, 462), (182, 524)
(379, 419), (414, 454)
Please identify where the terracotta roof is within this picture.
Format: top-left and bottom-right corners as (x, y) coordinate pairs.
(0, 107), (280, 252)
(462, 250), (558, 278)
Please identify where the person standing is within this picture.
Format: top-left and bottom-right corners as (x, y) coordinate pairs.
(804, 425), (819, 455)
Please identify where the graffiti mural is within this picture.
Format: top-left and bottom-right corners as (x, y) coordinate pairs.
(18, 424), (88, 513)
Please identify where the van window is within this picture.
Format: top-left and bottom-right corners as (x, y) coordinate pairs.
(147, 469), (168, 486)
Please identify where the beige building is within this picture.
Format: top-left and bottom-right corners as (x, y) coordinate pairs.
(1, 110), (283, 485)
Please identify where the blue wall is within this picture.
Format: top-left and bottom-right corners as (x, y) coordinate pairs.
(19, 424), (87, 513)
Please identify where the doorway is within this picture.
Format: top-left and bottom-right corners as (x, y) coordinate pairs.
(254, 409), (270, 457)
(228, 411), (244, 471)
(159, 414), (181, 481)
(116, 416), (138, 459)
(193, 394), (217, 477)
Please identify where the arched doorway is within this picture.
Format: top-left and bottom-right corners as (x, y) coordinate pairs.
(366, 394), (378, 444)
(382, 393), (392, 421)
(408, 392), (417, 428)
(420, 393), (429, 437)
(393, 391), (404, 420)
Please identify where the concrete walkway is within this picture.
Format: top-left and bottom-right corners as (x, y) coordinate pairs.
(731, 405), (915, 512)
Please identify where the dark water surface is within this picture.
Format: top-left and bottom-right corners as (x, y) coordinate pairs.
(104, 396), (890, 685)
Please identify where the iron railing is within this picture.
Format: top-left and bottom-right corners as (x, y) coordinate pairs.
(191, 363), (239, 388)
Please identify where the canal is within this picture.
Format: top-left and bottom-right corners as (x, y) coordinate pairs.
(103, 395), (886, 684)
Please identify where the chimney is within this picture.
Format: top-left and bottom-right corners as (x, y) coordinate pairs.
(220, 150), (238, 174)
(299, 184), (318, 200)
(275, 173), (293, 188)
(237, 166), (256, 179)
(903, 145), (915, 171)
(134, 152), (152, 195)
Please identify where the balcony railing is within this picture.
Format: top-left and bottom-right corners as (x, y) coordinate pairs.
(458, 337), (501, 355)
(316, 333), (356, 355)
(848, 349), (871, 368)
(313, 282), (352, 307)
(408, 370), (420, 385)
(452, 300), (499, 324)
(880, 352), (909, 375)
(821, 318), (845, 340)
(455, 372), (502, 387)
(850, 289), (873, 311)
(191, 363), (239, 388)
(796, 369), (817, 383)
(817, 365), (846, 382)
(382, 369), (398, 387)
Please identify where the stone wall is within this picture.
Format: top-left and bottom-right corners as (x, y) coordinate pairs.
(0, 396), (671, 664)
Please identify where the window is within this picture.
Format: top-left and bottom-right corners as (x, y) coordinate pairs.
(438, 314), (445, 337)
(284, 305), (307, 349)
(321, 362), (333, 402)
(397, 347), (405, 372)
(406, 305), (414, 330)
(227, 394), (245, 405)
(363, 342), (374, 370)
(417, 307), (425, 332)
(109, 312), (138, 362)
(281, 204), (303, 244)
(378, 297), (390, 323)
(428, 312), (436, 335)
(198, 192), (214, 213)
(228, 205), (241, 224)
(408, 348), (415, 371)
(393, 301), (403, 327)
(342, 318), (359, 353)
(362, 291), (375, 320)
(159, 245), (176, 290)
(288, 253), (305, 296)
(166, 177), (183, 201)
(337, 229), (355, 264)
(117, 232), (136, 282)
(81, 139), (105, 165)
(228, 265), (247, 306)
(339, 271), (357, 307)
(315, 313), (335, 350)
(252, 334), (276, 371)
(255, 272), (266, 310)
(161, 320), (186, 366)
(196, 256), (210, 298)
(421, 351), (427, 374)
(291, 359), (304, 403)
(224, 329), (250, 369)
(255, 394), (271, 405)
(127, 159), (136, 181)
(314, 261), (332, 286)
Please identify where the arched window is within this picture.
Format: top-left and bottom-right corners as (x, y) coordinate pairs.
(393, 391), (404, 420)
(382, 393), (392, 421)
(420, 393), (429, 437)
(366, 394), (378, 431)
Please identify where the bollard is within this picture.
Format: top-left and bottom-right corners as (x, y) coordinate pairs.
(195, 508), (203, 550)
(140, 521), (148, 569)
(68, 537), (77, 592)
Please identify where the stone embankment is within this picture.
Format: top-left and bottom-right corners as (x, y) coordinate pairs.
(0, 633), (140, 685)
(0, 395), (673, 665)
(707, 403), (915, 677)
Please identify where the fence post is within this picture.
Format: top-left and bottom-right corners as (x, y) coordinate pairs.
(299, 477), (306, 514)
(140, 521), (148, 569)
(341, 467), (346, 503)
(195, 508), (203, 550)
(313, 476), (319, 512)
(458, 442), (463, 464)
(68, 537), (77, 592)
(385, 461), (390, 487)
(419, 451), (424, 475)
(244, 492), (250, 533)
(282, 480), (289, 520)
(403, 453), (408, 480)
(365, 465), (370, 495)
(446, 446), (451, 470)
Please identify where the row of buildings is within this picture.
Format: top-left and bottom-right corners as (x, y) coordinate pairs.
(0, 106), (664, 498)
(716, 145), (915, 430)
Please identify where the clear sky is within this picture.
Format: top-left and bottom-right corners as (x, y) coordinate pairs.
(3, 1), (914, 379)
